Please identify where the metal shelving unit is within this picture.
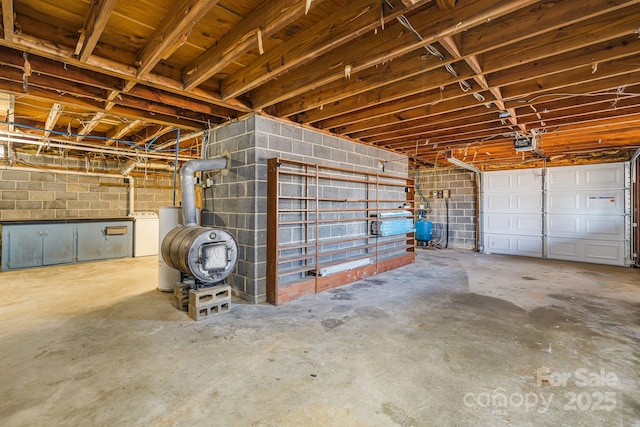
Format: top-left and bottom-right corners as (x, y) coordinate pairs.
(267, 157), (415, 305)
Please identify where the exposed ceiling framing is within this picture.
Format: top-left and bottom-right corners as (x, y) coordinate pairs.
(0, 0), (637, 169)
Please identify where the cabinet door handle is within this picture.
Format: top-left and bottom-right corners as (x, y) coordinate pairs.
(44, 231), (48, 236)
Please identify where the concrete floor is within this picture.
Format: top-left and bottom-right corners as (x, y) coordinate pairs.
(0, 250), (639, 426)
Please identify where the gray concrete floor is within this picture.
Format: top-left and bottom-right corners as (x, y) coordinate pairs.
(0, 250), (639, 426)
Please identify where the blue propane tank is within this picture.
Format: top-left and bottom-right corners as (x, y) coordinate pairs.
(415, 218), (433, 242)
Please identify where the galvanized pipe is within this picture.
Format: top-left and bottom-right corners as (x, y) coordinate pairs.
(180, 157), (228, 226)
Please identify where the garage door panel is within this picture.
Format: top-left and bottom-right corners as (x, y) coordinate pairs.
(547, 214), (625, 240)
(484, 213), (542, 235)
(484, 193), (542, 213)
(484, 169), (542, 192)
(484, 234), (542, 257)
(547, 190), (625, 215)
(547, 238), (626, 266)
(548, 163), (625, 190)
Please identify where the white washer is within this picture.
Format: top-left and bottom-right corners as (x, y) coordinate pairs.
(129, 212), (159, 257)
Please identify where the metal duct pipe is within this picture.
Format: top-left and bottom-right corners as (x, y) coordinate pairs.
(133, 162), (175, 172)
(180, 157), (228, 226)
(128, 177), (135, 216)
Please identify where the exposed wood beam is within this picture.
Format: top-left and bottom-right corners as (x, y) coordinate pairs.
(275, 51), (449, 118)
(275, 0), (638, 119)
(0, 91), (13, 132)
(361, 113), (502, 143)
(337, 67), (640, 138)
(76, 112), (105, 141)
(106, 119), (142, 141)
(154, 130), (202, 151)
(136, 0), (221, 78)
(75, 0), (118, 62)
(1, 32), (250, 112)
(2, 0), (13, 41)
(42, 103), (63, 139)
(438, 36), (524, 132)
(0, 74), (206, 132)
(484, 4), (640, 74)
(350, 105), (494, 139)
(500, 58), (640, 100)
(221, 0), (431, 101)
(298, 10), (640, 132)
(460, 0), (640, 56)
(183, 0), (328, 91)
(135, 124), (173, 146)
(298, 63), (478, 125)
(435, 0), (456, 9)
(317, 83), (495, 131)
(248, 0), (538, 109)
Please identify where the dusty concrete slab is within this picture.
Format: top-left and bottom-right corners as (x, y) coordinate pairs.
(0, 250), (638, 426)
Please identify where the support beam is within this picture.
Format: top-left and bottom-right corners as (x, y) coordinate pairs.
(183, 0), (327, 90)
(134, 124), (173, 146)
(136, 0), (220, 78)
(106, 119), (142, 142)
(220, 0), (430, 101)
(42, 103), (63, 139)
(248, 0), (537, 109)
(438, 36), (525, 132)
(75, 0), (118, 62)
(435, 0), (456, 9)
(154, 130), (202, 151)
(2, 0), (13, 41)
(75, 112), (105, 141)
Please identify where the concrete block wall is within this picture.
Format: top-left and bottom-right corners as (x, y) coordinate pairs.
(0, 152), (179, 221)
(415, 167), (477, 249)
(203, 114), (408, 303)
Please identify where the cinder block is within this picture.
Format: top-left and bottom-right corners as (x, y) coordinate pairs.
(173, 282), (191, 311)
(188, 300), (230, 320)
(189, 285), (231, 307)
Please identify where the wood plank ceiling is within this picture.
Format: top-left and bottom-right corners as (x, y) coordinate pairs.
(0, 0), (639, 169)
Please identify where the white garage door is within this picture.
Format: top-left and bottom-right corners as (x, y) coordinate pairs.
(482, 168), (543, 257)
(482, 163), (631, 266)
(546, 163), (629, 266)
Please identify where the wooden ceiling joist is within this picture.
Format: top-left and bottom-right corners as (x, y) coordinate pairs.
(2, 0), (13, 41)
(0, 0), (638, 167)
(76, 112), (105, 141)
(75, 0), (118, 62)
(106, 119), (142, 142)
(136, 0), (220, 78)
(249, 0), (538, 109)
(42, 102), (62, 140)
(183, 0), (328, 91)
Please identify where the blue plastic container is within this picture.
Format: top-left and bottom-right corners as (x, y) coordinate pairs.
(415, 219), (433, 242)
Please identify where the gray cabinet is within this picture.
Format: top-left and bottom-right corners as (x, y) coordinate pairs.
(77, 222), (132, 262)
(43, 226), (75, 266)
(4, 224), (43, 269)
(1, 220), (132, 271)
